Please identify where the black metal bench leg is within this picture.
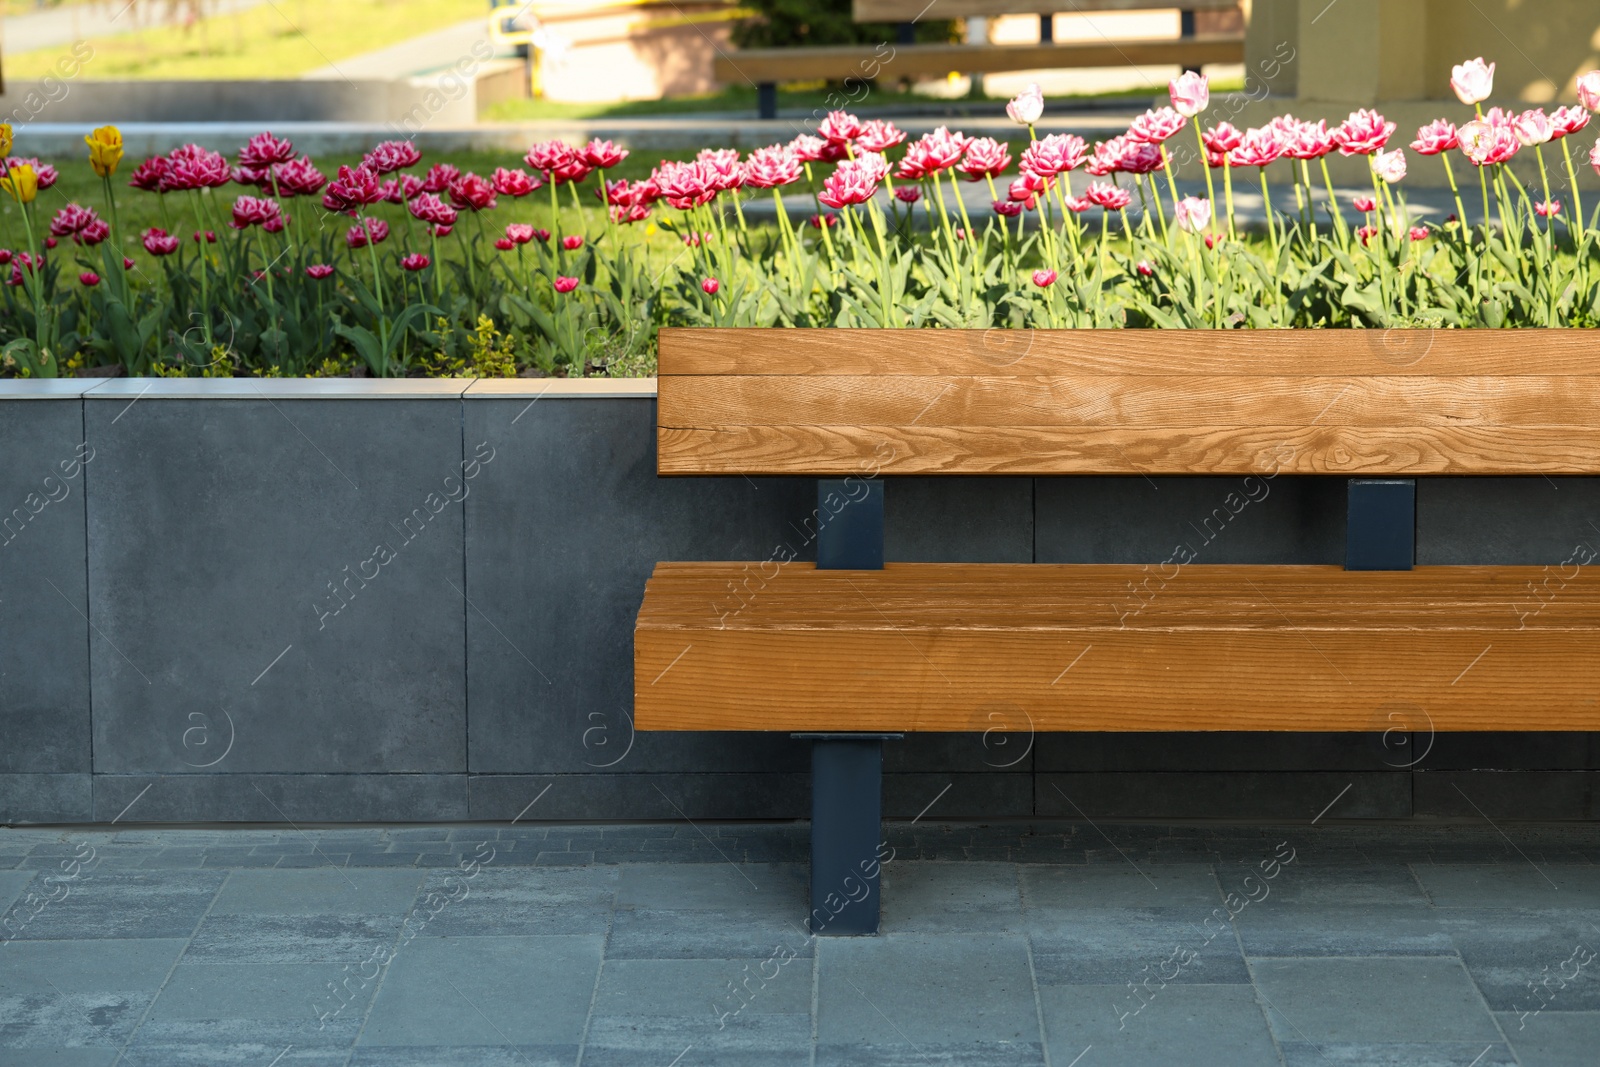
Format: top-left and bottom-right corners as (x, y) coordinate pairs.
(1180, 9), (1200, 74)
(757, 82), (777, 120)
(1346, 479), (1415, 571)
(897, 21), (915, 45)
(808, 736), (884, 935)
(1038, 13), (1053, 43)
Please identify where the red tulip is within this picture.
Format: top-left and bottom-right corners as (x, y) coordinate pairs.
(894, 186), (921, 204)
(1136, 260), (1155, 277)
(306, 264), (334, 279)
(1032, 269), (1057, 287)
(163, 146), (228, 190)
(702, 277), (720, 295)
(553, 276), (579, 293)
(807, 213), (837, 229)
(0, 250), (13, 265)
(421, 163), (460, 194)
(230, 195), (283, 231)
(193, 230), (217, 243)
(79, 271), (100, 287)
(324, 164), (384, 211)
(1352, 196), (1377, 213)
(531, 228), (551, 242)
(1535, 199), (1562, 218)
(992, 200), (1023, 217)
(562, 235), (583, 250)
(400, 253), (430, 271)
(43, 237), (58, 249)
(1409, 226), (1431, 241)
(49, 203), (107, 244)
(346, 219), (389, 248)
(1356, 224), (1377, 245)
(494, 237), (515, 251)
(275, 157), (327, 198)
(790, 134), (845, 164)
(506, 224), (535, 245)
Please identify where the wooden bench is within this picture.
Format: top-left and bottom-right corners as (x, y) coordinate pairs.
(719, 0), (1246, 118)
(635, 327), (1600, 934)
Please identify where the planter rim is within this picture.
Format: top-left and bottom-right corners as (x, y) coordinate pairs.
(0, 378), (664, 399)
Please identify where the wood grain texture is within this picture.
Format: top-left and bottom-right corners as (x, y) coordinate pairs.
(635, 563), (1600, 732)
(711, 37), (1243, 82)
(855, 0), (1240, 17)
(655, 329), (1600, 476)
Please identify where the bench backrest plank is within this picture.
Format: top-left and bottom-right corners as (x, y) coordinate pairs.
(656, 328), (1600, 477)
(853, 0), (1239, 20)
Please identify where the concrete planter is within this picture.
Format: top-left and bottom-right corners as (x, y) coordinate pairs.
(2, 376), (1597, 824)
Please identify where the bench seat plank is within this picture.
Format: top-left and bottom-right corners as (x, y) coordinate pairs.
(656, 330), (1600, 476)
(855, 0), (1243, 18)
(635, 563), (1600, 732)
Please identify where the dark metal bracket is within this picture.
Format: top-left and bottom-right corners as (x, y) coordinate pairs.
(1346, 479), (1415, 571)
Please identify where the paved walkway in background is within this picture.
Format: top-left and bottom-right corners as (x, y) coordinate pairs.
(301, 18), (493, 82)
(1, 821), (1597, 1065)
(1, 0), (270, 54)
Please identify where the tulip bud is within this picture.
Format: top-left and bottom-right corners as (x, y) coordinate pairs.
(1451, 58), (1495, 106)
(702, 277), (720, 295)
(1006, 83), (1045, 126)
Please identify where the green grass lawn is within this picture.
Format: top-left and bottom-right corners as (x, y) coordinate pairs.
(5, 0), (484, 79)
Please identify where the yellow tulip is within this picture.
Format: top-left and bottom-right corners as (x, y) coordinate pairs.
(1, 164), (38, 204)
(86, 125), (124, 178)
(0, 124), (12, 160)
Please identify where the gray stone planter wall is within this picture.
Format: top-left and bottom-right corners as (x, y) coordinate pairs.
(3, 378), (1597, 825)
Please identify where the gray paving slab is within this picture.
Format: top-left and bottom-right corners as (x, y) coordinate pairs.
(1412, 864), (1600, 909)
(1038, 982), (1279, 1066)
(880, 861), (1023, 933)
(1497, 1011), (1600, 1067)
(0, 938), (187, 1048)
(1440, 908), (1600, 1012)
(0, 870), (226, 940)
(410, 866), (617, 937)
(816, 932), (1041, 1051)
(135, 961), (370, 1046)
(356, 934), (601, 1047)
(1021, 863), (1224, 913)
(1276, 1041), (1517, 1065)
(2, 1051), (122, 1066)
(1234, 904), (1456, 958)
(207, 869), (427, 916)
(1030, 907), (1251, 986)
(1251, 957), (1504, 1045)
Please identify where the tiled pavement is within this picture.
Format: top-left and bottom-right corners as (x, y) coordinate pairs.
(1, 821), (1597, 1066)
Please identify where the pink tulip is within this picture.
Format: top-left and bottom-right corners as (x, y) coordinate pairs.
(1332, 110), (1397, 156)
(808, 213), (838, 229)
(275, 157), (327, 197)
(492, 167), (540, 197)
(494, 237), (515, 252)
(1591, 139), (1600, 174)
(345, 219), (389, 248)
(505, 224), (535, 245)
(1136, 260), (1154, 277)
(79, 271), (100, 287)
(1535, 199), (1563, 218)
(1409, 226), (1430, 242)
(1128, 107), (1186, 145)
(1356, 224), (1377, 246)
(1229, 128), (1283, 168)
(553, 276), (579, 294)
(1019, 133), (1087, 178)
(1514, 109), (1554, 147)
(1169, 71), (1209, 117)
(653, 160), (716, 210)
(1031, 268), (1057, 287)
(790, 135), (845, 164)
(818, 160), (877, 208)
(306, 264), (333, 279)
(142, 227), (180, 256)
(1451, 58), (1495, 105)
(1579, 71), (1600, 112)
(702, 277), (720, 295)
(853, 120), (904, 154)
(1173, 195), (1212, 233)
(400, 254), (430, 271)
(408, 193), (457, 227)
(241, 131), (298, 169)
(743, 144), (803, 189)
(1062, 196), (1090, 213)
(363, 139), (420, 175)
(563, 234), (583, 250)
(1084, 181), (1131, 210)
(1278, 118), (1335, 161)
(894, 186), (921, 204)
(992, 200), (1023, 217)
(1007, 83), (1044, 125)
(1460, 119), (1520, 166)
(816, 111), (864, 145)
(958, 137), (1012, 181)
(1551, 106), (1590, 138)
(1411, 120), (1460, 156)
(853, 151), (890, 187)
(1372, 149), (1407, 183)
(697, 148), (746, 192)
(1006, 175), (1041, 210)
(1352, 196), (1376, 213)
(580, 138), (628, 169)
(896, 127), (970, 180)
(1202, 122), (1244, 166)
